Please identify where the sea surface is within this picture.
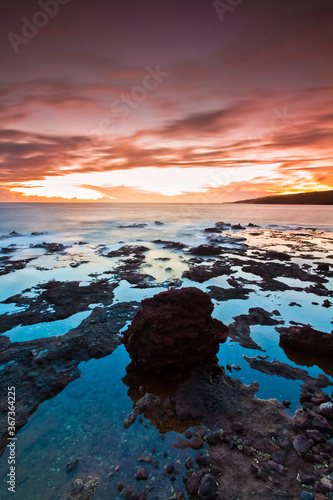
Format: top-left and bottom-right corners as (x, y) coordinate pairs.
(0, 203), (332, 241)
(0, 203), (332, 499)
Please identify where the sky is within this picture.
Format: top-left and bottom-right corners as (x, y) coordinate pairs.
(0, 0), (332, 203)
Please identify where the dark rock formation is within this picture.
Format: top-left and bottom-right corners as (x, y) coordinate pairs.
(118, 223), (147, 228)
(228, 307), (283, 350)
(123, 287), (228, 373)
(182, 260), (234, 283)
(106, 245), (149, 258)
(187, 245), (223, 256)
(30, 242), (67, 253)
(0, 279), (118, 334)
(152, 239), (187, 250)
(65, 477), (99, 500)
(207, 285), (252, 302)
(277, 324), (333, 355)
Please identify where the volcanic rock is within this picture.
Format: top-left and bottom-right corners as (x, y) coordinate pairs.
(277, 324), (333, 355)
(123, 287), (228, 373)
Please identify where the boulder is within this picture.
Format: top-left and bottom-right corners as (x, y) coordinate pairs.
(123, 287), (228, 373)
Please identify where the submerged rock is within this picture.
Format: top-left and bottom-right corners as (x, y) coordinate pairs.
(123, 287), (228, 373)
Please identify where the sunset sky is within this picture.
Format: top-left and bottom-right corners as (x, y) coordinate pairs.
(0, 0), (332, 203)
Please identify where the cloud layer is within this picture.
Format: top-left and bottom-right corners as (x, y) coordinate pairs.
(0, 0), (332, 202)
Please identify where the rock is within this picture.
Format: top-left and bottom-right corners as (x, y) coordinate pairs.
(229, 308), (282, 350)
(106, 245), (149, 257)
(154, 221), (164, 225)
(311, 414), (332, 433)
(118, 223), (147, 228)
(125, 486), (139, 500)
(317, 402), (333, 419)
(188, 245), (222, 256)
(166, 464), (174, 474)
(207, 285), (251, 302)
(268, 460), (287, 475)
(123, 288), (228, 373)
(278, 324), (333, 355)
(204, 227), (222, 233)
(306, 430), (323, 443)
(117, 481), (124, 492)
(293, 435), (311, 455)
(136, 467), (148, 480)
(153, 239), (187, 250)
(322, 299), (332, 308)
(182, 260), (234, 283)
(138, 455), (152, 463)
(66, 458), (79, 474)
(194, 426), (207, 438)
(189, 437), (204, 450)
(198, 474), (218, 499)
(282, 400), (291, 408)
(317, 263), (330, 272)
(65, 477), (99, 500)
(196, 452), (210, 467)
(186, 473), (202, 495)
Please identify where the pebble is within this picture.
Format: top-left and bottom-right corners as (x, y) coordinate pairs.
(66, 458), (79, 474)
(189, 437), (204, 450)
(166, 464), (174, 474)
(268, 460), (286, 475)
(136, 467), (148, 481)
(293, 435), (311, 455)
(197, 474), (218, 499)
(318, 402), (333, 419)
(138, 456), (152, 463)
(117, 481), (124, 492)
(194, 426), (207, 438)
(306, 430), (323, 443)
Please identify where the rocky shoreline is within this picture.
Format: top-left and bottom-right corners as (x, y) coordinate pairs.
(0, 222), (332, 499)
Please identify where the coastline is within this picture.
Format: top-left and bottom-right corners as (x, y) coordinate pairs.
(0, 215), (332, 499)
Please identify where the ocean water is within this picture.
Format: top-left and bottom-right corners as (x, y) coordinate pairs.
(0, 203), (332, 241)
(0, 203), (332, 499)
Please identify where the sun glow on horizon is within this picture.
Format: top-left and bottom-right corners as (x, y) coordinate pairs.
(9, 164), (284, 200)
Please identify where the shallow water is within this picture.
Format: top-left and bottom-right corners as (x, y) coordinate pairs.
(0, 203), (332, 499)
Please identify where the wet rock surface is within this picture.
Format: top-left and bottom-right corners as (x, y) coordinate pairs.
(278, 324), (333, 356)
(0, 279), (118, 333)
(120, 359), (333, 499)
(207, 285), (252, 302)
(123, 287), (228, 373)
(228, 307), (283, 350)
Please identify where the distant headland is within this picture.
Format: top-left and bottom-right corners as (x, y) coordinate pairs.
(235, 190), (333, 205)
